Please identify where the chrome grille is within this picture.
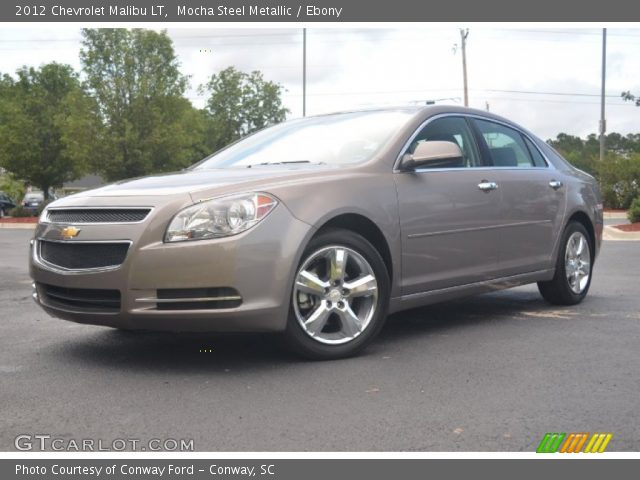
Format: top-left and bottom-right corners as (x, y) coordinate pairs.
(39, 241), (130, 270)
(46, 208), (150, 224)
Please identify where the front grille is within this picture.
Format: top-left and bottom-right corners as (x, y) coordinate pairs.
(39, 241), (129, 270)
(47, 208), (150, 224)
(156, 287), (242, 310)
(38, 283), (121, 313)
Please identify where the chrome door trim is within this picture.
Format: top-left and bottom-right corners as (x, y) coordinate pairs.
(407, 220), (552, 239)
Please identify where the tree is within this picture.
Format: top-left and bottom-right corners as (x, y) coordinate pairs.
(80, 28), (207, 181)
(0, 63), (93, 199)
(622, 91), (640, 106)
(548, 132), (640, 209)
(200, 66), (289, 151)
(548, 133), (597, 176)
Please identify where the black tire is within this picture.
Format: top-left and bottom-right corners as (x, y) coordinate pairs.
(537, 221), (593, 305)
(283, 228), (390, 360)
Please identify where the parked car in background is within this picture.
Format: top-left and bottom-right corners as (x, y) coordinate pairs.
(22, 191), (45, 215)
(0, 192), (16, 217)
(29, 106), (603, 359)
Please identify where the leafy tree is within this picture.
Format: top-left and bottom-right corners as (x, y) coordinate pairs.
(80, 28), (207, 181)
(622, 91), (640, 106)
(549, 132), (640, 209)
(0, 172), (25, 203)
(0, 63), (93, 199)
(200, 66), (289, 151)
(548, 133), (597, 176)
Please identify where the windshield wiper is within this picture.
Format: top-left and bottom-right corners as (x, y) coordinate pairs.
(246, 160), (323, 168)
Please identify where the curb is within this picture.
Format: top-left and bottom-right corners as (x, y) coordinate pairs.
(603, 225), (640, 241)
(0, 223), (36, 229)
(603, 211), (627, 220)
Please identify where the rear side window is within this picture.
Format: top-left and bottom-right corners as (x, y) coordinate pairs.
(473, 119), (541, 168)
(523, 136), (548, 167)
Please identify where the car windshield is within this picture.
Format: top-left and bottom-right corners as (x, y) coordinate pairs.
(193, 110), (415, 169)
(25, 193), (43, 201)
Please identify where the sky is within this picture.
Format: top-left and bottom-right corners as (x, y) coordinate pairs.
(1, 26), (639, 140)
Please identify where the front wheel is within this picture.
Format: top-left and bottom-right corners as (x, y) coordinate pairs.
(538, 221), (593, 305)
(283, 229), (390, 360)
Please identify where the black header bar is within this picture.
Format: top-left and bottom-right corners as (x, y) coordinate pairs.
(4, 0), (640, 22)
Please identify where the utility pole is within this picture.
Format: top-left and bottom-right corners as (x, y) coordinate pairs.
(460, 28), (469, 107)
(302, 28), (307, 117)
(599, 28), (607, 162)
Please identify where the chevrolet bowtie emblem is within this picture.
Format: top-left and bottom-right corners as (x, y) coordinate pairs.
(60, 226), (81, 240)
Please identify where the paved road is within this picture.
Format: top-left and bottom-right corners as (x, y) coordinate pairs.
(1, 229), (638, 452)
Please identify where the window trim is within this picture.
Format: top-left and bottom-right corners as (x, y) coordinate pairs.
(393, 113), (553, 173)
(521, 133), (548, 168)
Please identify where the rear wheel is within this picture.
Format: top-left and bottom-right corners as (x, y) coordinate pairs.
(538, 221), (592, 305)
(283, 229), (390, 360)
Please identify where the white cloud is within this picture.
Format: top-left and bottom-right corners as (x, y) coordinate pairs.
(1, 26), (638, 139)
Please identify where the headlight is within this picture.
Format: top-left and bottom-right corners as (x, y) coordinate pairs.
(164, 192), (278, 242)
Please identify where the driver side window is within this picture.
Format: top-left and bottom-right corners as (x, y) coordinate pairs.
(408, 116), (481, 168)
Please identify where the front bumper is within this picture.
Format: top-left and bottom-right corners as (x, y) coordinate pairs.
(29, 198), (313, 332)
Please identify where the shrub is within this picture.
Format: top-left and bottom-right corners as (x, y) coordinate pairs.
(0, 173), (25, 203)
(597, 153), (640, 209)
(9, 205), (36, 217)
(628, 197), (640, 223)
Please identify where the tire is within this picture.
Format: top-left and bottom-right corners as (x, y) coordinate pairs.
(538, 221), (593, 305)
(283, 228), (390, 360)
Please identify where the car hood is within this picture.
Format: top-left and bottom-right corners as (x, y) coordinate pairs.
(70, 166), (340, 200)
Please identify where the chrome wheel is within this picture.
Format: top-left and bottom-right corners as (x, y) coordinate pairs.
(293, 246), (379, 345)
(565, 231), (591, 294)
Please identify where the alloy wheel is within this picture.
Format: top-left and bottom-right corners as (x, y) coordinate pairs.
(293, 246), (378, 345)
(565, 231), (591, 294)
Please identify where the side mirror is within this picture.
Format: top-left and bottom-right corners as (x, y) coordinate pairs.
(401, 140), (464, 170)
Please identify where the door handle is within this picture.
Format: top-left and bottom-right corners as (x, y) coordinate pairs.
(478, 181), (498, 192)
(549, 180), (563, 190)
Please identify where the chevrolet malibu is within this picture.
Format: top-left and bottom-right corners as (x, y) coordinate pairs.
(30, 106), (603, 359)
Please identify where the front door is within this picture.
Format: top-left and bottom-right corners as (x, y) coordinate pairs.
(394, 116), (503, 295)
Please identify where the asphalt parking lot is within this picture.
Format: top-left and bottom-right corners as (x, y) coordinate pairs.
(1, 228), (638, 452)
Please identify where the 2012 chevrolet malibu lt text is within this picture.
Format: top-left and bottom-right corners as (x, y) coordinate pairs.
(29, 106), (603, 359)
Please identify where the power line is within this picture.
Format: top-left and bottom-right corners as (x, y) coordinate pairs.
(482, 88), (622, 98)
(492, 28), (640, 38)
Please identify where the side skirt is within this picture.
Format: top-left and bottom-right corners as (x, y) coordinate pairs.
(389, 269), (555, 314)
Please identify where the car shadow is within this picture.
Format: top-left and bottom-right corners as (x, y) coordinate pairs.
(382, 288), (545, 339)
(46, 288), (584, 373)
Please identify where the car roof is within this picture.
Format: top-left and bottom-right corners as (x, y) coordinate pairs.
(304, 105), (527, 132)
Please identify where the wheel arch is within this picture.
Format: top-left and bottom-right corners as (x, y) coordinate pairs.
(315, 213), (394, 284)
(566, 210), (596, 261)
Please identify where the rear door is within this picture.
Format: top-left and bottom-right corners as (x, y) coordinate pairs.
(394, 116), (503, 295)
(471, 118), (566, 275)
